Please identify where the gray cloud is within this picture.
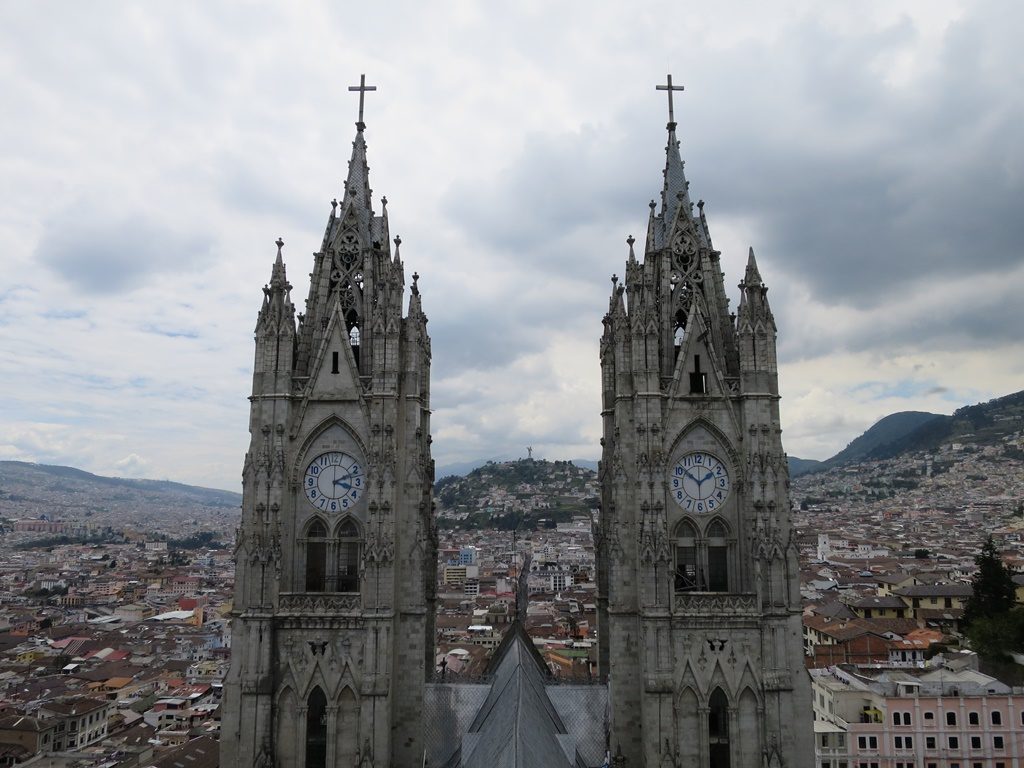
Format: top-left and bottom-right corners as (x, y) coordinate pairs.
(34, 206), (214, 294)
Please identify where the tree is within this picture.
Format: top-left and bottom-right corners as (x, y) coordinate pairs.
(964, 537), (1016, 625)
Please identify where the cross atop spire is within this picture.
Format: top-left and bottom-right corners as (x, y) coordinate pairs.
(348, 74), (377, 128)
(656, 74), (684, 127)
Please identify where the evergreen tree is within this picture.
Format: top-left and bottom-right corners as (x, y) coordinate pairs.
(964, 536), (1016, 625)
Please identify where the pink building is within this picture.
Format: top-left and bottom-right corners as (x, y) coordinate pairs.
(813, 662), (1024, 768)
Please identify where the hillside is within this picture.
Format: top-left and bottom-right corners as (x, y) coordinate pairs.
(868, 390), (1024, 460)
(826, 411), (943, 466)
(435, 459), (598, 530)
(790, 389), (1024, 477)
(0, 461), (240, 538)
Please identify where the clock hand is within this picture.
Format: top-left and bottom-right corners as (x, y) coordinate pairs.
(702, 471), (714, 484)
(684, 470), (700, 483)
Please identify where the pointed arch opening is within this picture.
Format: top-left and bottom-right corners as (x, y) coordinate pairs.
(673, 307), (687, 361)
(304, 519), (328, 592)
(673, 517), (732, 593)
(674, 520), (698, 592)
(335, 518), (361, 593)
(708, 687), (731, 768)
(305, 687), (328, 768)
(706, 518), (730, 592)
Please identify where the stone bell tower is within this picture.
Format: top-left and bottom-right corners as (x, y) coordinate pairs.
(221, 77), (436, 768)
(596, 77), (812, 768)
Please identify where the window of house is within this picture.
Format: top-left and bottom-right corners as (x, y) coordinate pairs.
(893, 712), (902, 726)
(949, 737), (959, 749)
(968, 712), (979, 726)
(991, 711), (1002, 725)
(858, 737), (867, 749)
(902, 712), (911, 725)
(994, 736), (1004, 749)
(970, 736), (981, 749)
(926, 737), (936, 749)
(947, 712), (957, 726)
(924, 711), (934, 722)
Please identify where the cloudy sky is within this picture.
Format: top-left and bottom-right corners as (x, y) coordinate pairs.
(1, 1), (1022, 490)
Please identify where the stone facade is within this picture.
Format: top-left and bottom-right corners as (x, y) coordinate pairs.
(596, 117), (813, 767)
(220, 118), (435, 768)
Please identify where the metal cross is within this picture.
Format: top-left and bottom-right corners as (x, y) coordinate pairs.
(656, 74), (685, 124)
(348, 74), (377, 124)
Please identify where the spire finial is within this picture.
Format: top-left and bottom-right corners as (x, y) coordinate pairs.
(331, 198), (337, 212)
(656, 74), (684, 128)
(275, 237), (284, 254)
(411, 271), (420, 296)
(348, 73), (377, 129)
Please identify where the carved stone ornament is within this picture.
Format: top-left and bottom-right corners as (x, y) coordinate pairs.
(674, 593), (758, 617)
(278, 593), (361, 613)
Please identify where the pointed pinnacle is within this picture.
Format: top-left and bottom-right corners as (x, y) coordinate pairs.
(745, 246), (763, 285)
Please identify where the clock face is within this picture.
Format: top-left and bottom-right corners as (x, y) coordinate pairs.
(670, 451), (730, 514)
(303, 451), (365, 513)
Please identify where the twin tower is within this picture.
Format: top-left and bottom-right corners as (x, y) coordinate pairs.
(221, 80), (812, 768)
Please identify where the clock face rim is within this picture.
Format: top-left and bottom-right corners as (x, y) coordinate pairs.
(303, 451), (365, 513)
(669, 450), (731, 514)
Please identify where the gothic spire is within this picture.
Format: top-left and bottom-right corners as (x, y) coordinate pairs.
(743, 246), (763, 287)
(341, 126), (373, 223)
(257, 238), (294, 332)
(661, 121), (693, 228)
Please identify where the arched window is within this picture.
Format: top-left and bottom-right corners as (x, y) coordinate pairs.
(336, 518), (361, 593)
(302, 517), (362, 595)
(709, 687), (731, 768)
(674, 520), (698, 591)
(305, 687), (328, 768)
(305, 520), (328, 592)
(673, 518), (732, 593)
(706, 519), (729, 592)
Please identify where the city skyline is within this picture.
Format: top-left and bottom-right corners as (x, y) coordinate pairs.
(1, 1), (1022, 491)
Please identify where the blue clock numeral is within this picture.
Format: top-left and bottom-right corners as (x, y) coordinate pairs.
(309, 490), (317, 499)
(310, 465), (320, 476)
